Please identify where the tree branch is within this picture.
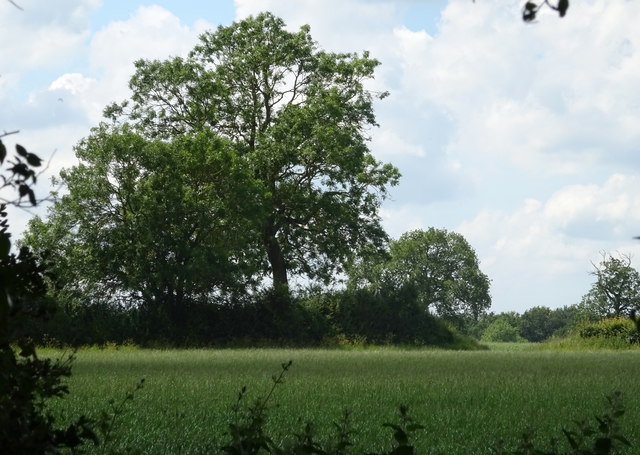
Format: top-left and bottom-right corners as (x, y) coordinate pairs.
(7, 0), (23, 11)
(0, 130), (20, 138)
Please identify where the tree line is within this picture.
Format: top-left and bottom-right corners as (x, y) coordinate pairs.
(14, 13), (491, 347)
(472, 252), (640, 343)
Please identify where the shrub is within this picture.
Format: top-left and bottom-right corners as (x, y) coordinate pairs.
(318, 287), (458, 346)
(0, 138), (99, 453)
(578, 317), (640, 344)
(482, 317), (523, 342)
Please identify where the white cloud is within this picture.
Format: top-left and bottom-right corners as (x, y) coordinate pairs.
(0, 0), (100, 73)
(372, 128), (426, 158)
(2, 4), (212, 238)
(85, 5), (211, 124)
(421, 0), (640, 174)
(234, 0), (399, 51)
(458, 174), (640, 311)
(49, 73), (96, 95)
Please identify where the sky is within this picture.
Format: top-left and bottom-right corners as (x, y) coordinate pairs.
(2, 0), (640, 314)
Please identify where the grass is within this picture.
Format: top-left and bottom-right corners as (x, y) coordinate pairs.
(479, 341), (538, 351)
(44, 347), (640, 454)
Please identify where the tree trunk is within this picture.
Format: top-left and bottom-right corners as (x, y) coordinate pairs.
(262, 221), (289, 298)
(266, 236), (289, 291)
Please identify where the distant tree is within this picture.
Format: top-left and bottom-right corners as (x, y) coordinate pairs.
(481, 317), (522, 342)
(578, 252), (640, 318)
(349, 228), (491, 321)
(105, 12), (400, 299)
(519, 305), (573, 342)
(497, 311), (522, 330)
(459, 311), (497, 339)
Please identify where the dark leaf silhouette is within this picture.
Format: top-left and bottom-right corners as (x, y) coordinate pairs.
(26, 152), (42, 167)
(521, 0), (570, 22)
(15, 143), (27, 157)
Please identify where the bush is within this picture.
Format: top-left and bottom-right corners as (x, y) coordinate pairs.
(314, 287), (458, 346)
(578, 317), (640, 344)
(0, 138), (99, 453)
(481, 317), (523, 342)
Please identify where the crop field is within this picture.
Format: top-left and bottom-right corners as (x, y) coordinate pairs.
(45, 347), (640, 454)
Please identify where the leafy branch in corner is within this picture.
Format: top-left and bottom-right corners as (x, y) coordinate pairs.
(0, 133), (99, 453)
(0, 131), (59, 209)
(1, 131), (145, 454)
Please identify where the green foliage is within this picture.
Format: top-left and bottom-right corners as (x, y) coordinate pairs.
(348, 228), (491, 322)
(0, 136), (39, 207)
(578, 318), (640, 345)
(303, 286), (461, 346)
(519, 306), (555, 342)
(482, 317), (523, 342)
(104, 12), (400, 294)
(464, 306), (586, 343)
(22, 126), (258, 317)
(0, 136), (99, 454)
(519, 306), (579, 342)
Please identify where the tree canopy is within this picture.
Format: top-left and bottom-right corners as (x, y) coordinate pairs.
(24, 127), (259, 315)
(104, 12), (399, 297)
(348, 228), (491, 320)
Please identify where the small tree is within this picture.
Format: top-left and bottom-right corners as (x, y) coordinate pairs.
(579, 252), (640, 318)
(349, 228), (491, 322)
(481, 317), (522, 342)
(519, 305), (572, 342)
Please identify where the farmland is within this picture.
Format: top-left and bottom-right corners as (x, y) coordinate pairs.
(45, 347), (640, 454)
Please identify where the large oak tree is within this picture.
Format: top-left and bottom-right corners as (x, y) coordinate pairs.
(105, 12), (399, 296)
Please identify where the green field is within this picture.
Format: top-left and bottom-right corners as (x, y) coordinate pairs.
(46, 347), (640, 454)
